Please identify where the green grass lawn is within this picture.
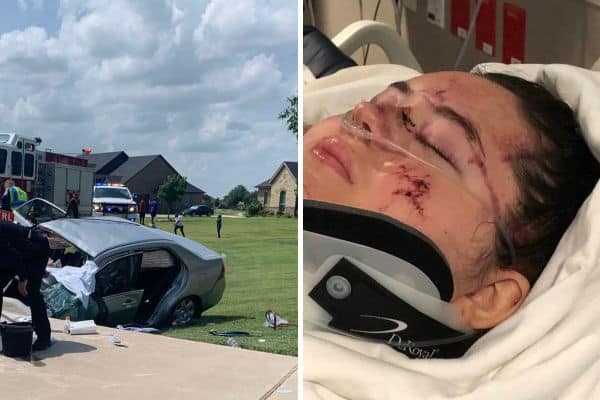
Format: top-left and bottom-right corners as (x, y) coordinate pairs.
(154, 214), (298, 357)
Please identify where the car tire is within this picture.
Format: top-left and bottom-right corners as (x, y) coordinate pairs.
(170, 297), (200, 326)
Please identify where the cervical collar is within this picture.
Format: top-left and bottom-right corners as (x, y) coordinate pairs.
(304, 200), (483, 359)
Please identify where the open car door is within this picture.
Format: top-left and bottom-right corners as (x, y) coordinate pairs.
(102, 290), (144, 326)
(95, 253), (144, 326)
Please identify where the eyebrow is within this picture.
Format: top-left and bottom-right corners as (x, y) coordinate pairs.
(389, 81), (485, 157)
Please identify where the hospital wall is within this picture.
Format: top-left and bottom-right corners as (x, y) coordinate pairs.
(305, 0), (600, 72)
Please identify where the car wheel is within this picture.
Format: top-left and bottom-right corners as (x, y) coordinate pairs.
(170, 297), (199, 326)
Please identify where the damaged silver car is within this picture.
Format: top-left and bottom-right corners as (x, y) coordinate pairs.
(11, 198), (226, 327)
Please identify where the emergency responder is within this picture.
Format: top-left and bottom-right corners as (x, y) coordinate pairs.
(67, 191), (80, 218)
(1, 180), (10, 211)
(0, 222), (52, 351)
(2, 179), (28, 210)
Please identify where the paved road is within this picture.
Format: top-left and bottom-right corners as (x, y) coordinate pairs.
(1, 298), (297, 400)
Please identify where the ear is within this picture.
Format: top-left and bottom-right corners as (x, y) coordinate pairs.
(451, 268), (530, 330)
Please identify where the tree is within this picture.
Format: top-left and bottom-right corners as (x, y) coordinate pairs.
(248, 190), (258, 203)
(222, 185), (254, 209)
(201, 193), (216, 208)
(278, 94), (298, 141)
(157, 175), (187, 220)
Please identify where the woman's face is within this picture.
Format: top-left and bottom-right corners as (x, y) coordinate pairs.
(304, 72), (533, 298)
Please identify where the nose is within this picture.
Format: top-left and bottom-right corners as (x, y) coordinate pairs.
(349, 102), (387, 138)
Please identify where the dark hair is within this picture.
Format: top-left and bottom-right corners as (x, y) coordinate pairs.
(482, 73), (600, 285)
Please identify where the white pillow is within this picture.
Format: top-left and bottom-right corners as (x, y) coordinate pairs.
(304, 64), (420, 127)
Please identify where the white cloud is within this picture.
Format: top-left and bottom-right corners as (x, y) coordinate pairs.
(201, 54), (285, 102)
(0, 0), (297, 196)
(18, 0), (44, 11)
(193, 0), (296, 61)
(13, 96), (41, 122)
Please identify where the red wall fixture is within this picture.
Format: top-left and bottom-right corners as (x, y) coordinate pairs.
(502, 2), (527, 64)
(451, 0), (471, 39)
(475, 0), (496, 56)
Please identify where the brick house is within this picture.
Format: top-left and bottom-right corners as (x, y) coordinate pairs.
(255, 161), (298, 216)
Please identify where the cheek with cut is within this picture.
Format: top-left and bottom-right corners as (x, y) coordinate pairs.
(388, 164), (432, 216)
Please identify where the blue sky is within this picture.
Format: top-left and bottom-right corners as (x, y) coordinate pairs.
(0, 0), (298, 197)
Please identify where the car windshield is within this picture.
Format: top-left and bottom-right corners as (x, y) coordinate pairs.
(95, 187), (131, 200)
(16, 198), (67, 224)
(190, 205), (199, 209)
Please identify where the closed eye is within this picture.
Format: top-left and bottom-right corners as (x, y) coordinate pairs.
(400, 109), (458, 169)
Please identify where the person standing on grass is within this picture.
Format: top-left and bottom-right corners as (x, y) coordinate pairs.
(174, 212), (185, 237)
(149, 197), (159, 228)
(216, 214), (222, 238)
(138, 197), (147, 225)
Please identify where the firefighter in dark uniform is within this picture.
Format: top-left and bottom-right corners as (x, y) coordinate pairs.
(66, 191), (80, 218)
(0, 222), (52, 351)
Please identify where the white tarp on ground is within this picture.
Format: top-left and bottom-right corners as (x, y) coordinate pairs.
(46, 260), (98, 308)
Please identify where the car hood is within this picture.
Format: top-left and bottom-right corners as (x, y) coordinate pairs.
(93, 197), (135, 205)
(40, 217), (221, 260)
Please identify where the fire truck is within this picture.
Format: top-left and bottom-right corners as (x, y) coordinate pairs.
(0, 132), (95, 215)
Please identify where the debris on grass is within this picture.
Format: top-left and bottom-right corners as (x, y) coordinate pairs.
(209, 330), (251, 337)
(265, 310), (296, 329)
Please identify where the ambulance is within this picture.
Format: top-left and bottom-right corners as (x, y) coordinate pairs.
(92, 183), (139, 222)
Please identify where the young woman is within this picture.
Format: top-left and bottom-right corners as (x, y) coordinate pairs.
(304, 71), (599, 331)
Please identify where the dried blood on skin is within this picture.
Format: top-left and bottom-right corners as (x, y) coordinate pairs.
(390, 164), (431, 216)
(419, 79), (457, 104)
(433, 90), (447, 103)
(467, 154), (501, 218)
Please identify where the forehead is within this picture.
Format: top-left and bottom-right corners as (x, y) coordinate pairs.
(407, 72), (520, 116)
(406, 71), (530, 148)
(407, 72), (514, 110)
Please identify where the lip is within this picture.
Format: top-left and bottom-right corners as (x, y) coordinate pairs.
(311, 136), (354, 184)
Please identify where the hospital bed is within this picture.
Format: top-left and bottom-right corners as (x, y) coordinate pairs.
(303, 25), (600, 400)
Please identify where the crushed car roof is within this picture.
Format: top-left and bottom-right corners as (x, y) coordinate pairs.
(40, 217), (221, 259)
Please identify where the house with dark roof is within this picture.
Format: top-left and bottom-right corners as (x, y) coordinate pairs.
(255, 161), (298, 216)
(80, 152), (205, 213)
